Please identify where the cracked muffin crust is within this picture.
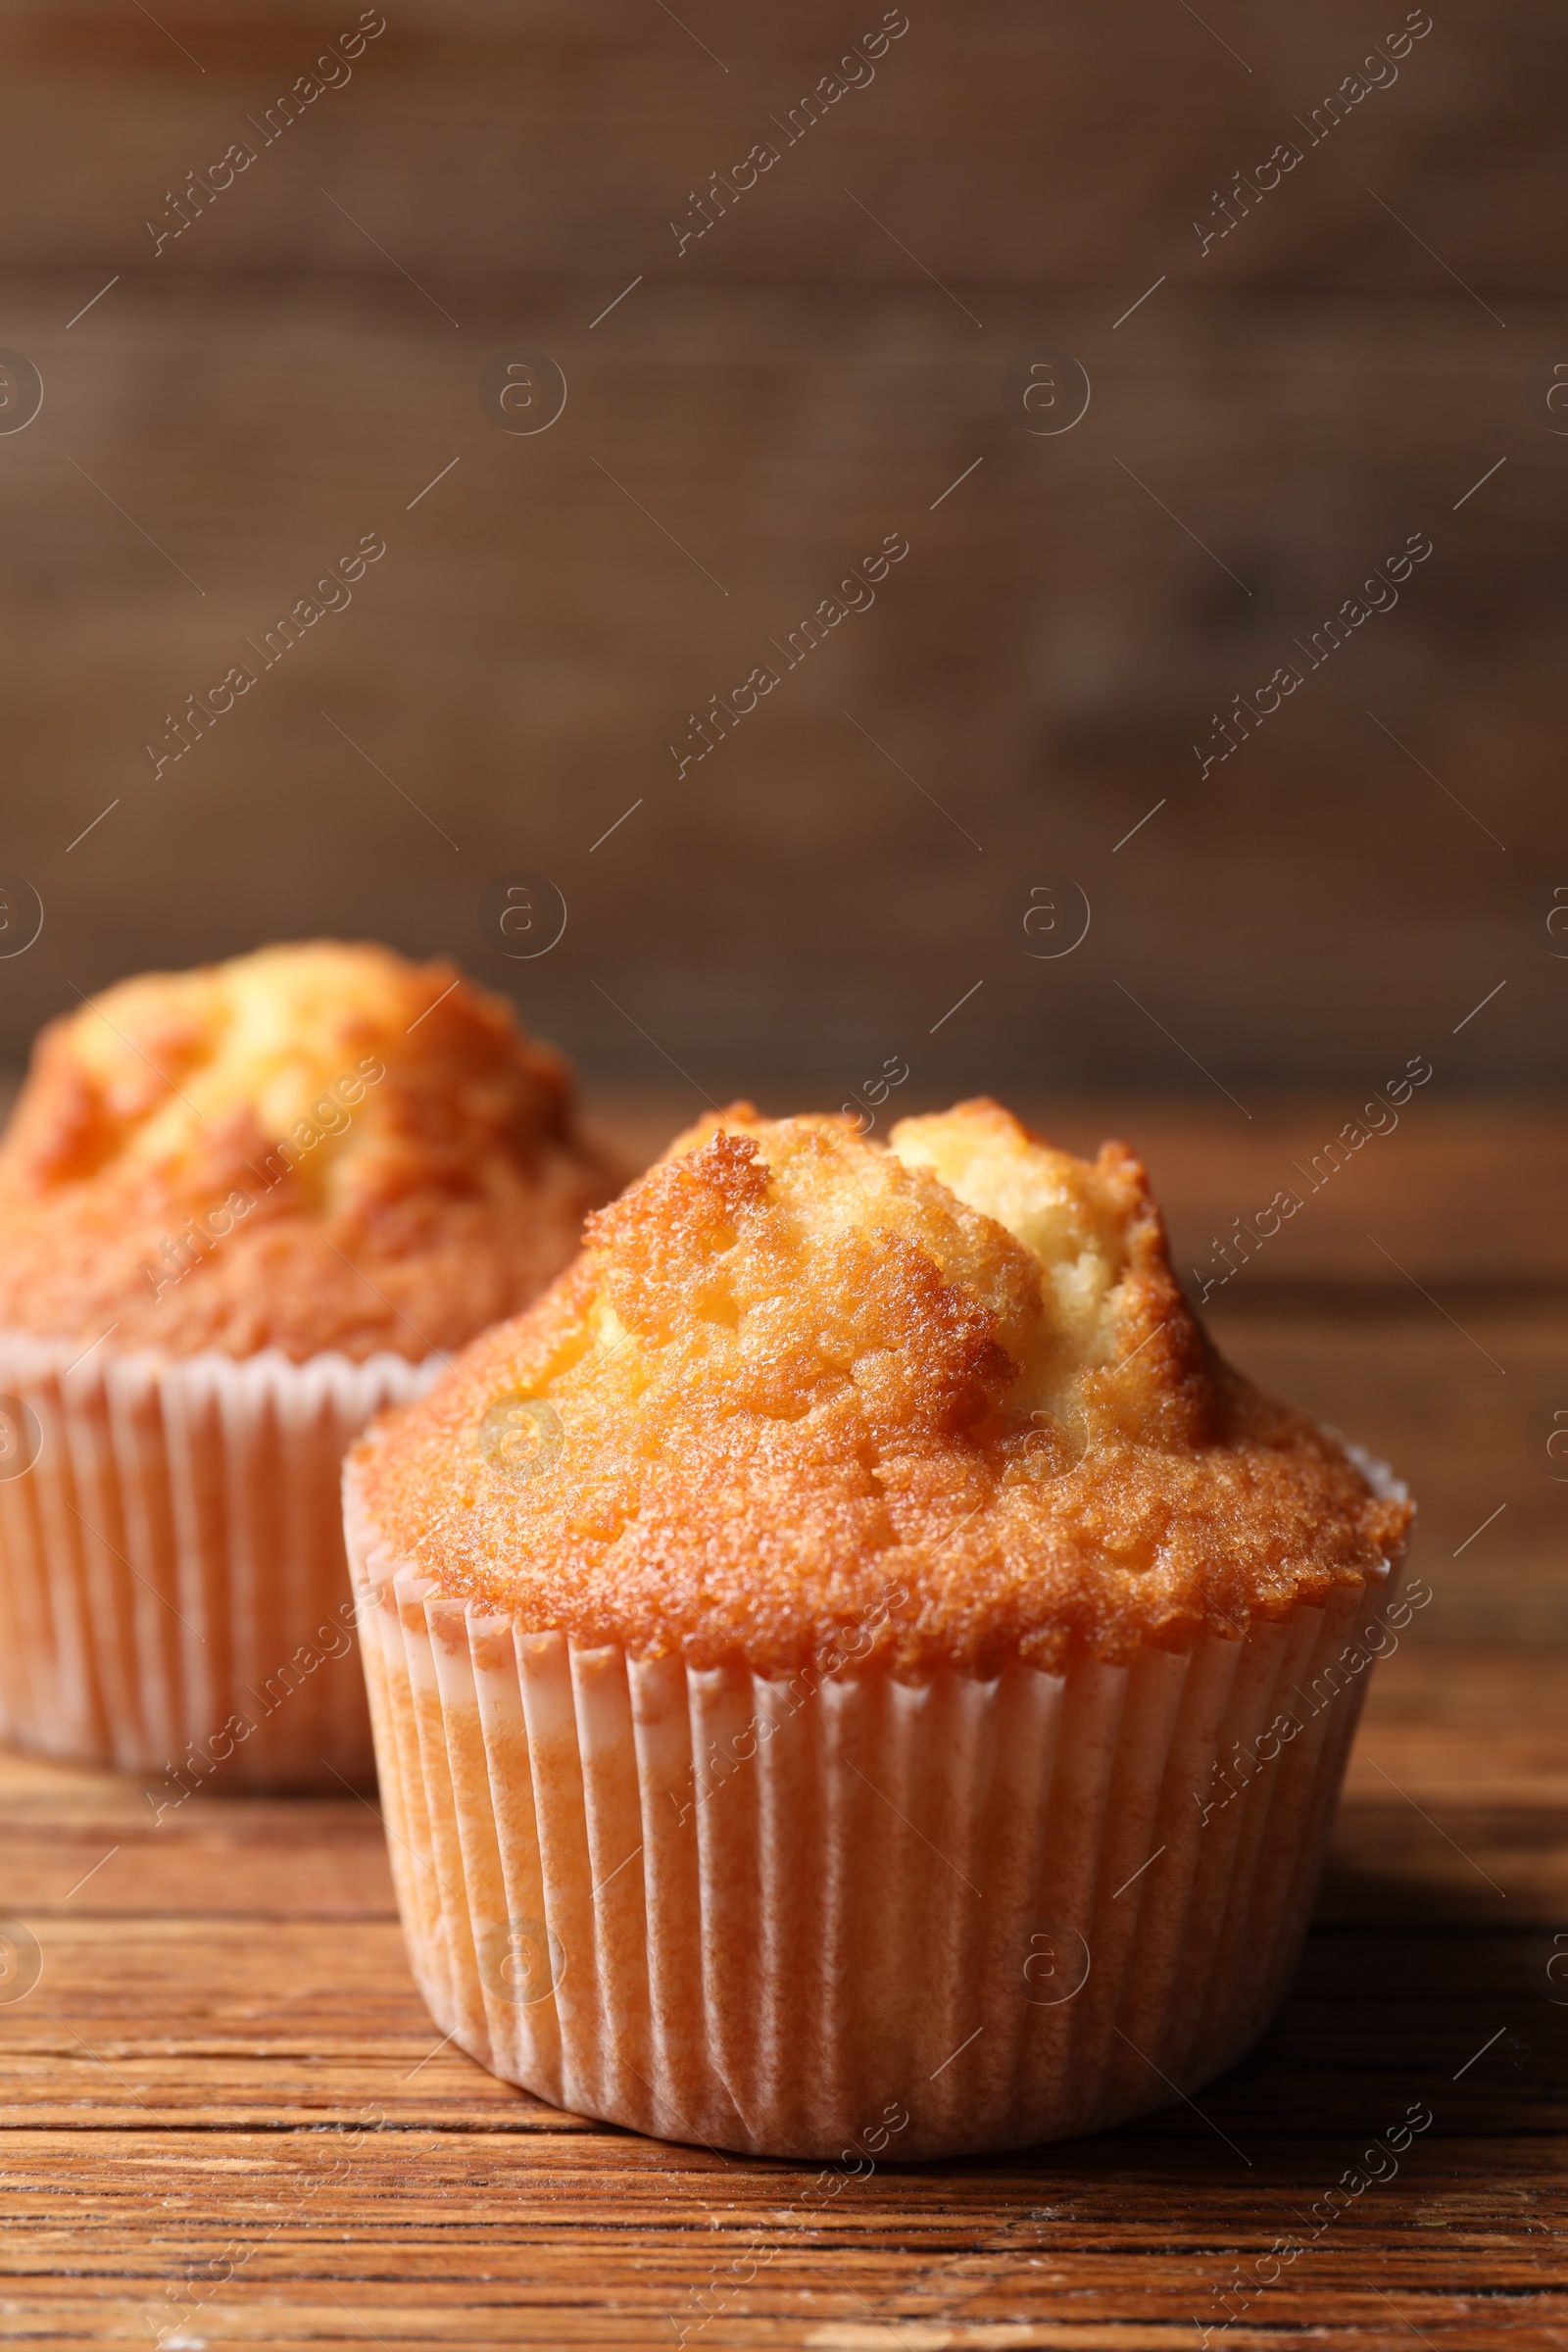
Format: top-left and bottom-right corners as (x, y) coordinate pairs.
(354, 1098), (1409, 1670)
(0, 940), (620, 1361)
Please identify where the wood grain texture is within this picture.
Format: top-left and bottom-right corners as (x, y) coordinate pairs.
(0, 1098), (1562, 2345)
(0, 1), (1562, 1098)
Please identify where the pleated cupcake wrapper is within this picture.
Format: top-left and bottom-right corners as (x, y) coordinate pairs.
(348, 1449), (1407, 2160)
(0, 1334), (437, 1789)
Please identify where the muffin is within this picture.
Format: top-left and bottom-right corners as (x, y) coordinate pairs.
(0, 940), (618, 1791)
(345, 1099), (1411, 2159)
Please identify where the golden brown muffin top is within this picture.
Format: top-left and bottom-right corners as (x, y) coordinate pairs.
(0, 941), (620, 1361)
(354, 1099), (1410, 1671)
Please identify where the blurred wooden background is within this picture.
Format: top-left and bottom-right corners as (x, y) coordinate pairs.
(0, 0), (1563, 1100)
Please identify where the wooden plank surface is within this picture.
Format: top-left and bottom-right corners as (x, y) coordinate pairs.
(0, 1099), (1563, 2348)
(0, 0), (1564, 1096)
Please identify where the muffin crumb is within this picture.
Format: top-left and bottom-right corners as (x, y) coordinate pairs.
(356, 1099), (1411, 1667)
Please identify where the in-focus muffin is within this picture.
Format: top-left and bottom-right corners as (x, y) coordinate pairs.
(0, 940), (618, 1790)
(346, 1100), (1411, 2159)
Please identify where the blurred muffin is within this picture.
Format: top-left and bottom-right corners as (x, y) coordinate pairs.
(347, 1100), (1410, 2159)
(0, 941), (618, 1789)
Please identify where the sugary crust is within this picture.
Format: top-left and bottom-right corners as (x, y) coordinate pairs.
(0, 942), (621, 1361)
(354, 1100), (1411, 1670)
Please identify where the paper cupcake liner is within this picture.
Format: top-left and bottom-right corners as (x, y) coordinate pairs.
(346, 1452), (1407, 2161)
(0, 1335), (437, 1791)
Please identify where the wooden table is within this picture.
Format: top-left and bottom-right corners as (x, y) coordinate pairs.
(0, 1099), (1563, 2349)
